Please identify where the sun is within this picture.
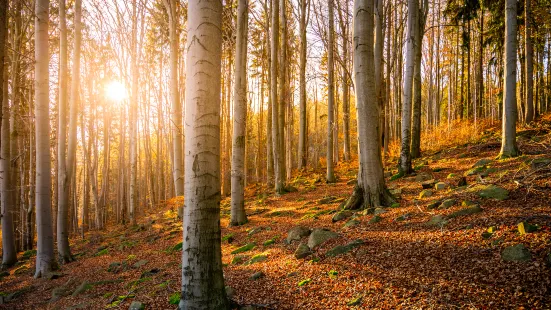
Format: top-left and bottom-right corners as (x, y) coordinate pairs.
(105, 81), (127, 102)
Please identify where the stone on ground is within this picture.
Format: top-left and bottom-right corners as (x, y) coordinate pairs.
(294, 243), (312, 259)
(501, 244), (531, 262)
(249, 271), (265, 280)
(434, 182), (447, 190)
(517, 222), (538, 235)
(427, 215), (447, 226)
(129, 301), (145, 310)
(419, 190), (433, 199)
(286, 226), (311, 244)
(332, 210), (353, 222)
(438, 199), (456, 210)
(307, 228), (338, 249)
(474, 184), (509, 200)
(473, 158), (492, 168)
(448, 205), (483, 218)
(325, 240), (364, 257)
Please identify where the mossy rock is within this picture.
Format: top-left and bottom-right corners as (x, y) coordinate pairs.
(426, 200), (441, 210)
(448, 205), (483, 218)
(419, 190), (433, 199)
(332, 210), (353, 223)
(368, 215), (382, 224)
(263, 238), (276, 246)
(325, 240), (363, 257)
(231, 255), (246, 265)
(438, 199), (456, 210)
(249, 271), (265, 280)
(344, 219), (360, 228)
(307, 229), (338, 249)
(427, 215), (447, 227)
(501, 244), (531, 262)
(434, 182), (447, 190)
(132, 260), (149, 269)
(347, 296), (363, 306)
(517, 222), (538, 235)
(473, 158), (492, 168)
(474, 184), (509, 200)
(286, 226), (311, 244)
(21, 250), (37, 260)
(464, 166), (485, 176)
(447, 173), (457, 179)
(71, 282), (92, 297)
(294, 243), (312, 259)
(231, 243), (255, 254)
(247, 253), (268, 265)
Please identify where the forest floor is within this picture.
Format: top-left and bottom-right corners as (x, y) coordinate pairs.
(1, 115), (551, 310)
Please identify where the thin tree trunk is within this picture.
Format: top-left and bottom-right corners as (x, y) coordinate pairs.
(34, 0), (56, 278)
(326, 0), (336, 183)
(129, 0), (138, 225)
(271, 0), (284, 194)
(499, 0), (520, 158)
(230, 0), (249, 226)
(525, 0), (534, 123)
(298, 0), (308, 169)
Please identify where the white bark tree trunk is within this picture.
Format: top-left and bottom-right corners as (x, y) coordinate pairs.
(230, 0), (249, 226)
(179, 0), (228, 307)
(34, 0), (56, 278)
(399, 0), (417, 175)
(525, 0), (534, 123)
(271, 0), (284, 194)
(129, 0), (138, 224)
(499, 0), (520, 158)
(298, 0), (308, 169)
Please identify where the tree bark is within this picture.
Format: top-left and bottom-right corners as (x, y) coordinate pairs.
(129, 0), (138, 224)
(399, 0), (417, 175)
(326, 0), (336, 183)
(180, 0), (228, 307)
(271, 0), (284, 194)
(499, 0), (520, 158)
(525, 0), (534, 123)
(298, 0), (308, 169)
(34, 0), (56, 278)
(230, 0), (249, 226)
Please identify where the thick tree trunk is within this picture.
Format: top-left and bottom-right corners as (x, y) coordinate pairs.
(230, 0), (249, 226)
(179, 0), (228, 307)
(399, 0), (417, 175)
(0, 0), (5, 151)
(326, 0), (336, 183)
(348, 0), (394, 210)
(499, 0), (520, 158)
(34, 0), (56, 278)
(271, 0), (284, 194)
(411, 0), (427, 159)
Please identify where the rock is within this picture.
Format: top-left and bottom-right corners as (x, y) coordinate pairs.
(426, 200), (441, 210)
(231, 255), (246, 265)
(501, 244), (531, 262)
(332, 210), (353, 222)
(427, 215), (447, 226)
(247, 254), (268, 265)
(419, 190), (433, 199)
(225, 286), (235, 300)
(249, 271), (265, 280)
(421, 179), (436, 189)
(129, 301), (145, 310)
(318, 196), (336, 204)
(294, 243), (312, 259)
(530, 158), (551, 169)
(517, 222), (538, 235)
(373, 208), (387, 215)
(307, 229), (339, 249)
(415, 173), (432, 182)
(45, 271), (63, 280)
(263, 238), (276, 246)
(438, 199), (456, 209)
(434, 182), (447, 190)
(132, 259), (149, 268)
(462, 200), (476, 207)
(475, 184), (509, 200)
(447, 173), (457, 179)
(464, 166), (485, 176)
(389, 188), (402, 198)
(325, 240), (364, 257)
(231, 243), (255, 254)
(286, 226), (311, 244)
(369, 215), (382, 224)
(473, 158), (492, 168)
(457, 177), (468, 187)
(390, 202), (400, 208)
(248, 227), (263, 235)
(72, 282), (92, 297)
(108, 262), (122, 273)
(395, 213), (412, 222)
(481, 167), (498, 177)
(13, 266), (29, 275)
(448, 205), (483, 218)
(344, 219), (360, 228)
(285, 185), (298, 193)
(51, 279), (78, 302)
(347, 296), (363, 306)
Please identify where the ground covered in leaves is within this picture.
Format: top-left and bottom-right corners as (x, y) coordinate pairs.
(1, 117), (551, 309)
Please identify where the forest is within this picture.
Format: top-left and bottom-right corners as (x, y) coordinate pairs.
(0, 0), (550, 308)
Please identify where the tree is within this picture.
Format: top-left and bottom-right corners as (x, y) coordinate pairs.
(399, 0), (418, 175)
(230, 0), (249, 226)
(57, 0), (80, 264)
(129, 0), (139, 224)
(1, 38), (17, 269)
(298, 0), (309, 169)
(326, 0), (336, 183)
(179, 0), (228, 307)
(499, 0), (520, 158)
(163, 0), (184, 211)
(345, 0), (394, 209)
(0, 0), (6, 147)
(271, 0), (284, 194)
(525, 0), (534, 123)
(34, 0), (56, 278)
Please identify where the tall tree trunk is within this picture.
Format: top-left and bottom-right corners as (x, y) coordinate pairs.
(326, 0), (336, 183)
(179, 0), (228, 307)
(411, 0), (427, 159)
(374, 0), (383, 148)
(0, 0), (5, 151)
(499, 0), (520, 158)
(279, 0), (287, 181)
(230, 0), (249, 226)
(346, 0), (394, 210)
(34, 0), (56, 278)
(129, 0), (138, 224)
(271, 0), (284, 194)
(1, 51), (17, 268)
(298, 0), (308, 169)
(399, 0), (417, 175)
(525, 0), (534, 123)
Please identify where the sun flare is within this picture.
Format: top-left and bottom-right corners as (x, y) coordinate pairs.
(105, 81), (127, 102)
